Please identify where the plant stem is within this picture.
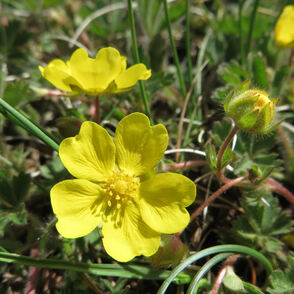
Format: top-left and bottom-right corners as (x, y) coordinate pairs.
(238, 0), (245, 66)
(210, 255), (239, 294)
(185, 0), (192, 85)
(216, 125), (239, 178)
(25, 248), (39, 294)
(189, 175), (246, 223)
(288, 49), (294, 67)
(0, 98), (59, 152)
(175, 61), (208, 162)
(209, 266), (227, 294)
(0, 251), (191, 283)
(246, 0), (260, 56)
(127, 0), (152, 121)
(163, 0), (187, 97)
(266, 178), (294, 205)
(163, 160), (207, 171)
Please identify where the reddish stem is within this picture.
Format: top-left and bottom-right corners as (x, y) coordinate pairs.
(209, 266), (227, 294)
(177, 176), (246, 237)
(266, 178), (294, 205)
(163, 160), (207, 171)
(25, 248), (39, 294)
(210, 255), (240, 294)
(190, 176), (246, 222)
(216, 125), (239, 179)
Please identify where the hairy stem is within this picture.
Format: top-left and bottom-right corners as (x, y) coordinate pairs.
(190, 176), (246, 222)
(216, 125), (239, 178)
(210, 255), (240, 294)
(266, 178), (294, 205)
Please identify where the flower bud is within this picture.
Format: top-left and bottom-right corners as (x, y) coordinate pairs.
(275, 5), (294, 49)
(224, 81), (280, 134)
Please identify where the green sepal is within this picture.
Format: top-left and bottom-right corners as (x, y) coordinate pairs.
(206, 144), (217, 171)
(270, 98), (280, 106)
(227, 95), (258, 119)
(237, 109), (259, 131)
(224, 80), (250, 112)
(236, 79), (250, 93)
(224, 89), (235, 112)
(263, 120), (283, 134)
(253, 102), (272, 133)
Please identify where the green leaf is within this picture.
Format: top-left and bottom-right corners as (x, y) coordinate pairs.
(272, 65), (289, 96)
(223, 267), (245, 292)
(0, 177), (14, 206)
(0, 251), (191, 284)
(12, 172), (30, 204)
(218, 61), (248, 85)
(4, 81), (30, 107)
(267, 269), (294, 293)
(243, 282), (264, 294)
(221, 148), (232, 168)
(251, 52), (268, 89)
(221, 190), (293, 253)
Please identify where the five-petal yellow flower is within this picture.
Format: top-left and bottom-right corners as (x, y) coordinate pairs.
(51, 113), (196, 262)
(275, 5), (294, 48)
(39, 47), (151, 95)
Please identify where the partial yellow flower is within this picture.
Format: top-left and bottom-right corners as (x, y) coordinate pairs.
(50, 113), (196, 262)
(39, 47), (151, 95)
(275, 5), (294, 48)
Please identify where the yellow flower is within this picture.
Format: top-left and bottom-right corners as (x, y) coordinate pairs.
(50, 113), (196, 262)
(275, 5), (294, 48)
(39, 47), (151, 95)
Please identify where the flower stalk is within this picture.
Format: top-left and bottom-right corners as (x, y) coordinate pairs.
(127, 0), (152, 120)
(189, 176), (246, 223)
(216, 125), (239, 179)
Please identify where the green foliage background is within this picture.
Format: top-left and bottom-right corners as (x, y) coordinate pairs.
(0, 0), (294, 293)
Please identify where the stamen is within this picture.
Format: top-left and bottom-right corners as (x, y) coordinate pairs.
(104, 170), (139, 210)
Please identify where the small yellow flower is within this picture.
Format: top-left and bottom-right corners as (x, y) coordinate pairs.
(50, 113), (196, 262)
(39, 47), (151, 95)
(275, 5), (294, 48)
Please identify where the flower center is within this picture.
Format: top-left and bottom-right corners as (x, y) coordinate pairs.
(104, 170), (139, 209)
(254, 94), (270, 110)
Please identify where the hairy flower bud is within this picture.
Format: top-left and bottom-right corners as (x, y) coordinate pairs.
(224, 81), (280, 134)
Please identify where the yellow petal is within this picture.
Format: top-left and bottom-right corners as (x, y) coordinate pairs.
(275, 5), (294, 48)
(102, 202), (161, 262)
(67, 47), (122, 93)
(51, 179), (105, 238)
(120, 56), (127, 72)
(39, 59), (80, 92)
(139, 173), (196, 234)
(59, 121), (115, 182)
(115, 112), (168, 176)
(115, 64), (151, 90)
